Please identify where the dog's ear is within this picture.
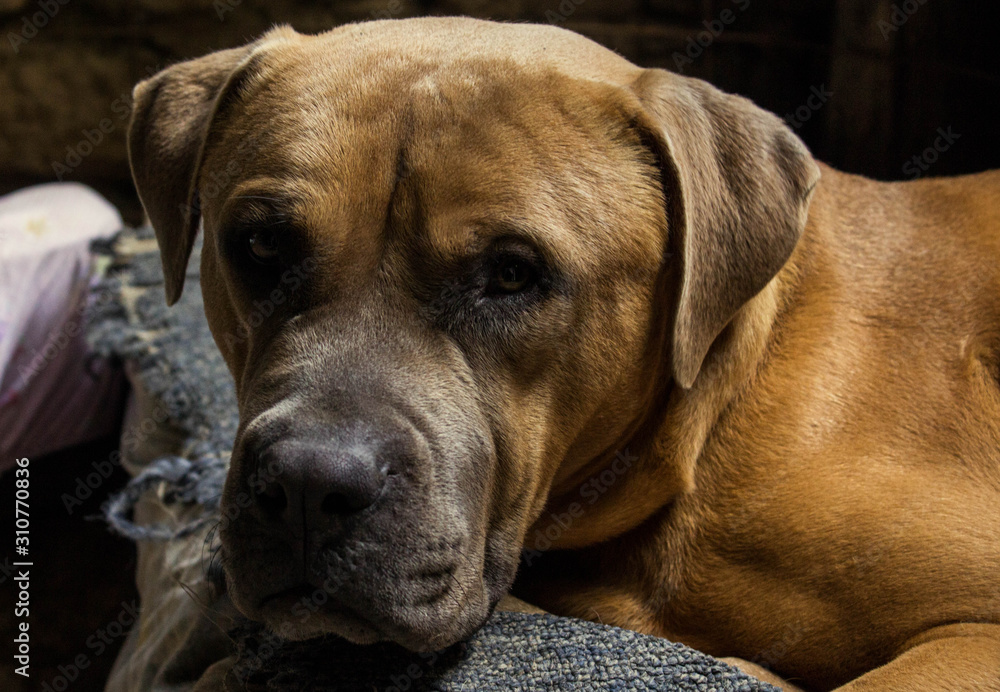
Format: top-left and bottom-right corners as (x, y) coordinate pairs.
(631, 69), (820, 388)
(127, 44), (259, 305)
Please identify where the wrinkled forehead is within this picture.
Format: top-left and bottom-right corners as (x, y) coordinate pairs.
(199, 39), (663, 276)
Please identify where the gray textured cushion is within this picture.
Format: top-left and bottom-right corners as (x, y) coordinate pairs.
(229, 613), (773, 691)
(91, 227), (775, 691)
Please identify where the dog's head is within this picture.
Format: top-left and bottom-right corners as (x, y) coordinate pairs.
(128, 18), (818, 650)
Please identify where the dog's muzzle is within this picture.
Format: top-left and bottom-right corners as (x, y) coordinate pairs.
(218, 363), (506, 650)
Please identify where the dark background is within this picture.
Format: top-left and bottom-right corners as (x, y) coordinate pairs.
(1, 0), (998, 690)
(2, 0), (1000, 221)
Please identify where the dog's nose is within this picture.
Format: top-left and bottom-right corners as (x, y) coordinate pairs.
(254, 435), (387, 530)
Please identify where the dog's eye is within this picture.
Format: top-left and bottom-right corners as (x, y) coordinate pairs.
(247, 229), (280, 264)
(489, 257), (534, 294)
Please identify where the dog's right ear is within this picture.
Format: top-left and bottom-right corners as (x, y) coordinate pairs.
(629, 69), (820, 389)
(127, 45), (258, 305)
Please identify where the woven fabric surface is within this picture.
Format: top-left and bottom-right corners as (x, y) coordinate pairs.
(229, 613), (773, 691)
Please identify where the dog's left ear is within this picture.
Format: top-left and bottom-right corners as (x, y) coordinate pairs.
(630, 69), (820, 388)
(127, 45), (258, 305)
(128, 28), (296, 305)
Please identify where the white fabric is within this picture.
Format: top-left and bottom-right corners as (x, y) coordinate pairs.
(0, 182), (124, 469)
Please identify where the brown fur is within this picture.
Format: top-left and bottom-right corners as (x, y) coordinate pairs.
(127, 18), (1000, 691)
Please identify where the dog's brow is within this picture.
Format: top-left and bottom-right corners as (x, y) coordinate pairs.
(489, 219), (548, 244)
(469, 219), (557, 261)
(225, 195), (297, 228)
(425, 219), (546, 267)
(232, 195), (287, 203)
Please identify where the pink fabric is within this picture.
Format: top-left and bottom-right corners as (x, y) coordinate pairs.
(0, 183), (125, 470)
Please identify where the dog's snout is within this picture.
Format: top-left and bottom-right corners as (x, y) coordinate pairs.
(255, 435), (388, 531)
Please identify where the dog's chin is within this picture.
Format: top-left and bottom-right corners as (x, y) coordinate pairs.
(259, 599), (384, 644)
(246, 582), (495, 653)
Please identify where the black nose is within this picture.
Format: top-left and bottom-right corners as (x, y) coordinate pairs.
(253, 431), (388, 532)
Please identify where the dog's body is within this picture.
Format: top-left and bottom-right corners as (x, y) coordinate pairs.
(518, 165), (1000, 689)
(126, 18), (1000, 691)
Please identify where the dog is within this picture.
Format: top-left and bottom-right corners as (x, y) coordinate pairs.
(126, 17), (1000, 691)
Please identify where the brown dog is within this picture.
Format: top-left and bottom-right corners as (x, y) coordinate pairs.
(127, 17), (1000, 691)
